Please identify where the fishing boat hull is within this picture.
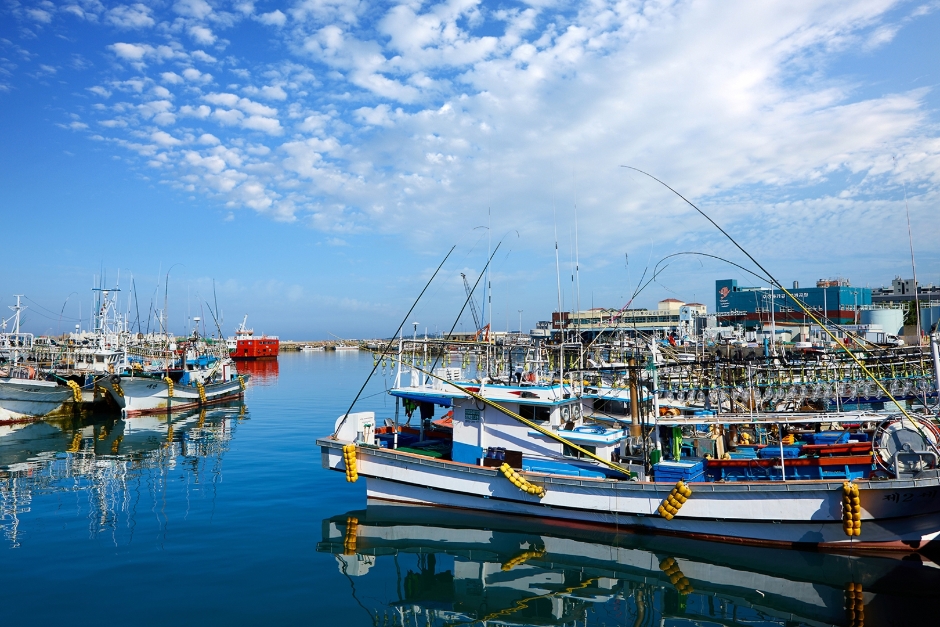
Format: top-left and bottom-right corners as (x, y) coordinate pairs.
(319, 439), (940, 552)
(0, 378), (73, 423)
(102, 375), (247, 416)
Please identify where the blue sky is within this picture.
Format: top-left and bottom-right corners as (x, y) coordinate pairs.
(1, 0), (939, 339)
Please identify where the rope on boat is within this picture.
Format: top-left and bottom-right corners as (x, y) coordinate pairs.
(657, 481), (692, 519)
(343, 444), (359, 482)
(842, 481), (861, 536)
(499, 463), (545, 498)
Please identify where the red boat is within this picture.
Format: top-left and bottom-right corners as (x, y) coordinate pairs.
(227, 315), (279, 360)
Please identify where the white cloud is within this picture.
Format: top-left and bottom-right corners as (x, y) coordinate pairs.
(190, 50), (218, 64)
(106, 4), (155, 29)
(205, 92), (277, 117)
(189, 25), (217, 45)
(245, 84), (288, 100)
(182, 67), (211, 82)
(88, 85), (112, 98)
(242, 115), (282, 134)
(180, 104), (212, 118)
(151, 130), (181, 146)
(62, 5), (85, 19)
(26, 8), (53, 23)
(66, 0), (940, 287)
(213, 108), (244, 125)
(109, 42), (150, 61)
(258, 10), (286, 26)
(173, 0), (212, 20)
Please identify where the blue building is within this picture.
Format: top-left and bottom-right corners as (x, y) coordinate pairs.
(715, 279), (872, 329)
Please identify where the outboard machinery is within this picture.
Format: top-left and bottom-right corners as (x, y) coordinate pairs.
(872, 414), (940, 478)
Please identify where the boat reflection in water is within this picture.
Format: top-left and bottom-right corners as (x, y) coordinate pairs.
(234, 358), (279, 385)
(0, 402), (247, 547)
(320, 504), (940, 627)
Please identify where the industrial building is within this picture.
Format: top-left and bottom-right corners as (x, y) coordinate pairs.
(713, 278), (908, 334)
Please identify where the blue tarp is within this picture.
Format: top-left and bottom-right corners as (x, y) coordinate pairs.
(389, 390), (453, 407)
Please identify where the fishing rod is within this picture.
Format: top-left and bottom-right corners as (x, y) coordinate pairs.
(333, 245), (456, 438)
(622, 166), (934, 447)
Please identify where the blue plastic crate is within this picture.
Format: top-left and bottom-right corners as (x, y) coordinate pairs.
(654, 460), (705, 482)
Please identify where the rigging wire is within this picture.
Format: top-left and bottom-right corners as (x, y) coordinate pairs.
(621, 165), (931, 439)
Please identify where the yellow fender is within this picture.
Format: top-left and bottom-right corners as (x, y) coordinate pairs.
(238, 375), (246, 391)
(842, 481), (861, 537)
(196, 381), (207, 403)
(657, 481), (692, 520)
(499, 463), (545, 498)
(66, 380), (82, 404)
(343, 444), (359, 483)
(163, 376), (174, 397)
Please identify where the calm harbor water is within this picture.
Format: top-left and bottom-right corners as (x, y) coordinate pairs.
(2, 351), (938, 626)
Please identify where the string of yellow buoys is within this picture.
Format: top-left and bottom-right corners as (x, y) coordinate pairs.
(842, 481), (862, 536)
(657, 481), (692, 519)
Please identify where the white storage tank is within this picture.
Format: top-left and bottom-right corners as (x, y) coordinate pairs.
(859, 308), (904, 335)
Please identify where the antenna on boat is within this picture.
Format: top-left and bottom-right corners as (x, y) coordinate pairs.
(903, 182), (922, 342)
(552, 194), (563, 330)
(333, 246), (456, 438)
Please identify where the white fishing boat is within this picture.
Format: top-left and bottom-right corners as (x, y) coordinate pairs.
(301, 345), (324, 352)
(102, 324), (248, 415)
(320, 335), (940, 553)
(0, 378), (73, 423)
(333, 344), (359, 351)
(101, 368), (246, 416)
(1, 296), (74, 422)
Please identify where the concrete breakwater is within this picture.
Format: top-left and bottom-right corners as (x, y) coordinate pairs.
(279, 340), (379, 351)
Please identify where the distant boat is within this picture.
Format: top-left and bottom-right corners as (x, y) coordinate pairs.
(301, 345), (324, 352)
(227, 315), (279, 360)
(333, 344), (358, 351)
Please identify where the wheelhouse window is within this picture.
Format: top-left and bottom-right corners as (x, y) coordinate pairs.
(519, 404), (550, 423)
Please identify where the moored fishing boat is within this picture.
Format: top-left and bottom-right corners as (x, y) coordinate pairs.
(0, 377), (74, 423)
(1, 296), (74, 422)
(319, 332), (940, 553)
(100, 369), (247, 416)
